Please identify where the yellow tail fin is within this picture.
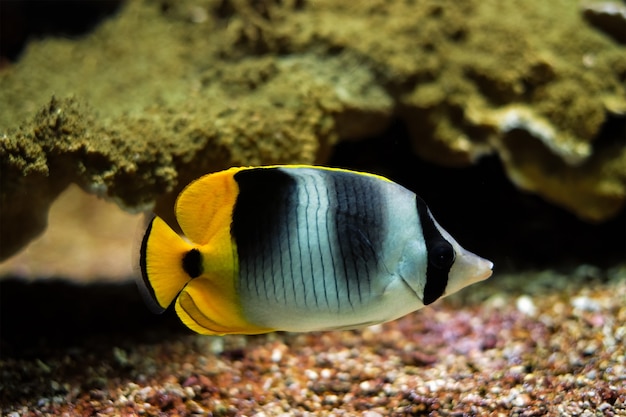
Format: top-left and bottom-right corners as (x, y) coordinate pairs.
(138, 216), (194, 312)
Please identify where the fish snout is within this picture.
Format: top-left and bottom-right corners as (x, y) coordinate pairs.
(446, 247), (493, 296)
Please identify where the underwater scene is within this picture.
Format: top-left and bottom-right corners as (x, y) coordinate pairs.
(1, 0), (625, 415)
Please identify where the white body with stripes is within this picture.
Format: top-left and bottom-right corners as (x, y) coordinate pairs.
(230, 167), (491, 332)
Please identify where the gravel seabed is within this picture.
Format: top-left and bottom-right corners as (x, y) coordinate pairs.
(2, 266), (625, 416)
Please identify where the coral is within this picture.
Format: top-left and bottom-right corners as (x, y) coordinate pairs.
(582, 1), (626, 44)
(1, 0), (625, 260)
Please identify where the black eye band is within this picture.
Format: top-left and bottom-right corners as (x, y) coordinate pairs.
(415, 196), (454, 305)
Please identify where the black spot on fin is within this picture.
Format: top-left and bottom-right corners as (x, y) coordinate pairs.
(182, 249), (203, 278)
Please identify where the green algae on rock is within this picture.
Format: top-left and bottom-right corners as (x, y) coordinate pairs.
(1, 0), (625, 260)
(0, 86), (332, 259)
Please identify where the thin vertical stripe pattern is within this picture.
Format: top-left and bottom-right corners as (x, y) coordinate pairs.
(231, 167), (387, 313)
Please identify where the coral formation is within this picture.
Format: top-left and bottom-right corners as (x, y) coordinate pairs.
(583, 1), (626, 44)
(1, 0), (625, 260)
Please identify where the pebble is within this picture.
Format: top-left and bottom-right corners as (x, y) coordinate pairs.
(516, 295), (537, 316)
(511, 393), (530, 407)
(271, 348), (283, 362)
(320, 368), (332, 379)
(571, 295), (601, 312)
(362, 412), (383, 417)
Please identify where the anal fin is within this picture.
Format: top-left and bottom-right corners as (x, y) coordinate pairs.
(175, 278), (274, 335)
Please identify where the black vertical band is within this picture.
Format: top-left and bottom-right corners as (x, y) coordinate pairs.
(328, 170), (386, 306)
(416, 196), (454, 305)
(232, 168), (297, 301)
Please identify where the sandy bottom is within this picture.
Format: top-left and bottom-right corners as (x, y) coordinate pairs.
(2, 267), (624, 416)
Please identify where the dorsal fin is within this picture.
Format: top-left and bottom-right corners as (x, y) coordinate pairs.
(175, 167), (244, 245)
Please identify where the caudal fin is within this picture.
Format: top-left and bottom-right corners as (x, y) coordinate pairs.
(138, 216), (195, 313)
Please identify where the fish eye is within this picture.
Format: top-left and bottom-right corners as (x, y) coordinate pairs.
(429, 241), (455, 270)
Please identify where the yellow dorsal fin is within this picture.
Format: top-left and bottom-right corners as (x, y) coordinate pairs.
(175, 167), (245, 245)
(138, 216), (194, 311)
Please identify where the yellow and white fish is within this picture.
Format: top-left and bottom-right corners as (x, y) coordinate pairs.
(138, 165), (493, 335)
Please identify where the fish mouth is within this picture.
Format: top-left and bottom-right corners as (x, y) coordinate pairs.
(472, 256), (494, 282)
(465, 253), (493, 283)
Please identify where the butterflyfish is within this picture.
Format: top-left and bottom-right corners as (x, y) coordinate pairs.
(138, 165), (493, 335)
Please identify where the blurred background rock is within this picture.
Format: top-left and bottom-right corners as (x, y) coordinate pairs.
(1, 0), (624, 279)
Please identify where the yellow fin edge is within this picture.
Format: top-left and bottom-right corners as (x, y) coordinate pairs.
(233, 164), (394, 183)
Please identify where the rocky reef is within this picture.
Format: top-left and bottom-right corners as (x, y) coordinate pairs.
(1, 0), (625, 260)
